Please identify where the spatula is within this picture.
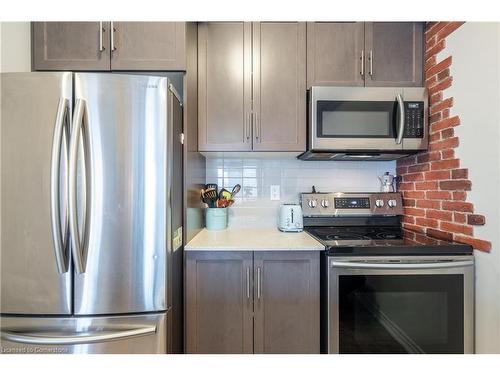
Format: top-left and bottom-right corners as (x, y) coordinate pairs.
(230, 184), (241, 198)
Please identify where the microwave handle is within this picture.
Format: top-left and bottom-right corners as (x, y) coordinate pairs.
(396, 93), (405, 145)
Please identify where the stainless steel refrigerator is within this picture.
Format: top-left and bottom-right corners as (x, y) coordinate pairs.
(0, 72), (183, 354)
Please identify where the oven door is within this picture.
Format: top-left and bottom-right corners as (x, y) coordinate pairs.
(310, 87), (404, 151)
(327, 256), (474, 354)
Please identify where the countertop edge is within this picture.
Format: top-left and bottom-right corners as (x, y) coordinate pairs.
(184, 228), (325, 252)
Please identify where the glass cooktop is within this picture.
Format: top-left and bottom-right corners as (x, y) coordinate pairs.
(305, 226), (473, 256)
(306, 226), (402, 241)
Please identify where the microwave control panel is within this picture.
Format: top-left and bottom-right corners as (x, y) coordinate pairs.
(404, 102), (424, 138)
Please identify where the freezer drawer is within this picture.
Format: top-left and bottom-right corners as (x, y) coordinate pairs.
(0, 312), (167, 354)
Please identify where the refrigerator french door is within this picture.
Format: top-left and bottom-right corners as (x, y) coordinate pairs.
(1, 72), (181, 354)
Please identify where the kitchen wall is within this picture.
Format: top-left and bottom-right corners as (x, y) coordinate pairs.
(397, 22), (500, 353)
(206, 156), (395, 227)
(397, 22), (491, 252)
(0, 22), (31, 72)
(441, 22), (500, 354)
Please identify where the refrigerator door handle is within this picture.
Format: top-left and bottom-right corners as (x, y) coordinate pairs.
(69, 98), (91, 274)
(50, 98), (70, 274)
(1, 325), (156, 345)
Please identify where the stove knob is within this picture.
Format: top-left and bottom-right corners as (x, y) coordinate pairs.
(308, 199), (317, 208)
(388, 199), (397, 208)
(321, 199), (330, 208)
(375, 199), (385, 208)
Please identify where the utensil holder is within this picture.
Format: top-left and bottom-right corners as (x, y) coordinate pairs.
(205, 208), (228, 230)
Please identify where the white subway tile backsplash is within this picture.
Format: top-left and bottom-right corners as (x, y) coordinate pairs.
(204, 156), (396, 227)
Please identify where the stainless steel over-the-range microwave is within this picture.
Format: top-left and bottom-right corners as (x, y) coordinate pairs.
(299, 86), (429, 161)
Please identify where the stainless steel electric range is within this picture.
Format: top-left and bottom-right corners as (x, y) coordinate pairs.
(301, 191), (474, 354)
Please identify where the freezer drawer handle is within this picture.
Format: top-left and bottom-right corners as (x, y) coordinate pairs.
(1, 325), (156, 345)
(69, 99), (92, 274)
(50, 98), (71, 274)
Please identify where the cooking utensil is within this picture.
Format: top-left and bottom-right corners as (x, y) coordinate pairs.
(201, 189), (214, 208)
(217, 199), (230, 208)
(202, 188), (218, 208)
(219, 188), (232, 200)
(230, 184), (241, 198)
(205, 183), (218, 192)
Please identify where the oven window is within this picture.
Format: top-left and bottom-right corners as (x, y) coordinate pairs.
(338, 274), (464, 354)
(317, 101), (397, 138)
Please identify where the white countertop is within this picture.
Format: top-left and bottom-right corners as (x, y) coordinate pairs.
(185, 227), (325, 251)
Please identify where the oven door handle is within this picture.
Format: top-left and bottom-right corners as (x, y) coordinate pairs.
(330, 260), (474, 270)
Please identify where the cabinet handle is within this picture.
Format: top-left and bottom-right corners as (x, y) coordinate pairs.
(360, 50), (364, 77)
(111, 21), (116, 51)
(257, 267), (262, 300)
(254, 113), (260, 143)
(245, 113), (251, 142)
(99, 22), (105, 52)
(246, 267), (250, 299)
(258, 114), (261, 143)
(369, 50), (373, 77)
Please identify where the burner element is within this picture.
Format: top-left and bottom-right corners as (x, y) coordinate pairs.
(326, 233), (370, 241)
(306, 226), (402, 242)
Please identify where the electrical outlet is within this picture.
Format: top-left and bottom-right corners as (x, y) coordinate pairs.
(270, 185), (280, 201)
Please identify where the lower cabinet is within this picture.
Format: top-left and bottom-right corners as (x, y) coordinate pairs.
(185, 251), (320, 354)
(185, 251), (253, 353)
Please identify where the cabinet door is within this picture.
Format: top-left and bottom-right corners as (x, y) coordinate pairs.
(110, 22), (186, 70)
(252, 22), (306, 152)
(306, 22), (365, 87)
(32, 22), (110, 71)
(365, 22), (424, 87)
(254, 251), (320, 353)
(185, 251), (253, 353)
(198, 22), (252, 151)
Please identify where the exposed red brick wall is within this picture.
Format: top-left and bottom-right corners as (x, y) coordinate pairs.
(396, 21), (492, 252)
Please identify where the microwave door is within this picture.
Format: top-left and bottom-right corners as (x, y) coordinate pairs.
(310, 87), (404, 151)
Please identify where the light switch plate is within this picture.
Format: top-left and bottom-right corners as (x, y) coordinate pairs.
(270, 185), (280, 200)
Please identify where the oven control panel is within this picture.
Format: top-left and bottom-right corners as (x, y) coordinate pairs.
(334, 197), (371, 209)
(301, 192), (403, 217)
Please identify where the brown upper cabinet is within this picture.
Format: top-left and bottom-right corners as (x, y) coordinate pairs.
(252, 22), (307, 151)
(364, 22), (424, 87)
(32, 22), (111, 71)
(198, 22), (306, 152)
(307, 22), (365, 87)
(197, 22), (252, 152)
(110, 22), (186, 70)
(307, 22), (424, 87)
(32, 22), (186, 71)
